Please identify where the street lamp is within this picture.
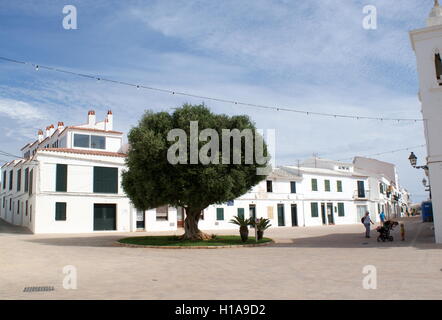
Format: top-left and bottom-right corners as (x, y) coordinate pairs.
(408, 152), (417, 167)
(408, 152), (428, 170)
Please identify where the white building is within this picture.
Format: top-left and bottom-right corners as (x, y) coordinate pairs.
(410, 1), (442, 243)
(0, 111), (409, 234)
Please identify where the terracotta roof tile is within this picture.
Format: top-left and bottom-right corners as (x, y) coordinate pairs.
(39, 148), (127, 158)
(68, 126), (123, 135)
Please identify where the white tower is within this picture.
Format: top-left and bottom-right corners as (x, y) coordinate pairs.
(410, 0), (442, 243)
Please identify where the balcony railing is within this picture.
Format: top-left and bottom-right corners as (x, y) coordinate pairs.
(353, 189), (370, 200)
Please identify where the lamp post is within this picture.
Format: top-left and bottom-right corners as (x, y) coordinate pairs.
(409, 152), (431, 199)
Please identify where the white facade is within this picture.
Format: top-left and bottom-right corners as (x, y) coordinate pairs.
(0, 111), (410, 234)
(410, 1), (442, 243)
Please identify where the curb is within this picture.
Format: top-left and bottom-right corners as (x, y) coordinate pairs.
(114, 240), (274, 249)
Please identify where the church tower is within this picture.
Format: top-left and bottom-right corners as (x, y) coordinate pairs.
(410, 1), (442, 243)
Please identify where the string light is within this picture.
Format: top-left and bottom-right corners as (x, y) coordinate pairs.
(336, 144), (426, 162)
(0, 56), (425, 123)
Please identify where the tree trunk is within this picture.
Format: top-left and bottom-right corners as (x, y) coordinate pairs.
(181, 207), (212, 240)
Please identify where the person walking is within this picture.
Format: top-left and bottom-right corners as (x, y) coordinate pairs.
(362, 212), (374, 238)
(379, 211), (386, 226)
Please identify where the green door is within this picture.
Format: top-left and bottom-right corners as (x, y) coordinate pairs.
(277, 204), (285, 226)
(94, 204), (116, 231)
(291, 204), (298, 226)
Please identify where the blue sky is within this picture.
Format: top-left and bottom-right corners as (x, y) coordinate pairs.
(0, 0), (434, 202)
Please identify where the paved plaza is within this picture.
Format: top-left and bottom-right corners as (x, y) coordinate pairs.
(1, 217), (441, 299)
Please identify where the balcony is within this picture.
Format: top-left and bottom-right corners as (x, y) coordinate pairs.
(353, 189), (370, 200)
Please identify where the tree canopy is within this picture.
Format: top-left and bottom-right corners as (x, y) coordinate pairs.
(122, 103), (269, 239)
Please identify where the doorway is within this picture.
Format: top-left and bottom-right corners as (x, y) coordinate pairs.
(136, 209), (145, 230)
(277, 204), (285, 226)
(177, 207), (184, 227)
(93, 204), (116, 231)
(357, 205), (368, 223)
(291, 204), (298, 227)
(249, 204), (256, 221)
(327, 203), (334, 225)
(320, 203), (327, 225)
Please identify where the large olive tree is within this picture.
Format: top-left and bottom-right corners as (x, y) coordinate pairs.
(122, 104), (269, 240)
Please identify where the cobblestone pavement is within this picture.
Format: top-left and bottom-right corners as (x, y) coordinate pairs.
(1, 217), (441, 299)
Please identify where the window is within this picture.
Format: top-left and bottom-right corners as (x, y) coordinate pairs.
(2, 171), (6, 190)
(91, 135), (106, 149)
(9, 170), (13, 190)
(2, 197), (4, 208)
(311, 179), (318, 191)
(237, 208), (245, 219)
(17, 169), (21, 192)
(379, 183), (384, 194)
(436, 53), (442, 84)
(73, 134), (89, 148)
(311, 202), (319, 217)
(93, 167), (118, 193)
(56, 164), (68, 192)
(290, 181), (297, 194)
(17, 200), (19, 214)
(337, 203), (345, 217)
(29, 169), (33, 195)
(325, 180), (330, 192)
(266, 180), (273, 192)
(9, 198), (12, 210)
(55, 202), (67, 221)
(156, 205), (168, 221)
(216, 208), (224, 220)
(25, 200), (28, 216)
(337, 180), (343, 192)
(357, 181), (365, 198)
(74, 134), (106, 149)
(24, 168), (29, 192)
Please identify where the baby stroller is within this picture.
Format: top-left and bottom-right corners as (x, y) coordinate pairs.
(376, 220), (399, 242)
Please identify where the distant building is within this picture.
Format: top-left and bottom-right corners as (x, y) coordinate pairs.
(0, 112), (410, 233)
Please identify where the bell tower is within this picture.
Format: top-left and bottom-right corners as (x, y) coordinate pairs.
(410, 0), (442, 243)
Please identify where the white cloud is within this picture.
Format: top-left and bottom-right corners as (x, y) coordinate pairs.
(0, 98), (45, 121)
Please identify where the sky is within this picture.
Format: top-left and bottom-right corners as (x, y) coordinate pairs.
(0, 0), (434, 202)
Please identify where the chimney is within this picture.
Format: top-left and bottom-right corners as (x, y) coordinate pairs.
(105, 110), (113, 131)
(48, 124), (55, 136)
(57, 121), (64, 132)
(45, 126), (51, 138)
(38, 129), (44, 142)
(88, 110), (96, 127)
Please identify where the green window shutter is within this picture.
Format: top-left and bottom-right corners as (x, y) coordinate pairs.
(17, 169), (21, 192)
(55, 202), (67, 221)
(237, 208), (244, 219)
(56, 164), (68, 192)
(337, 180), (342, 192)
(338, 203), (345, 216)
(93, 167), (118, 193)
(216, 208), (224, 220)
(325, 180), (330, 192)
(290, 181), (297, 193)
(29, 169), (33, 195)
(311, 202), (319, 217)
(311, 179), (318, 191)
(24, 168), (29, 192)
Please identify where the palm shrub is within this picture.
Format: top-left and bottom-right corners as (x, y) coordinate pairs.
(251, 218), (272, 240)
(230, 215), (251, 242)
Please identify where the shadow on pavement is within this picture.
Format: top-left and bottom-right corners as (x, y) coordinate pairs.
(0, 218), (33, 235)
